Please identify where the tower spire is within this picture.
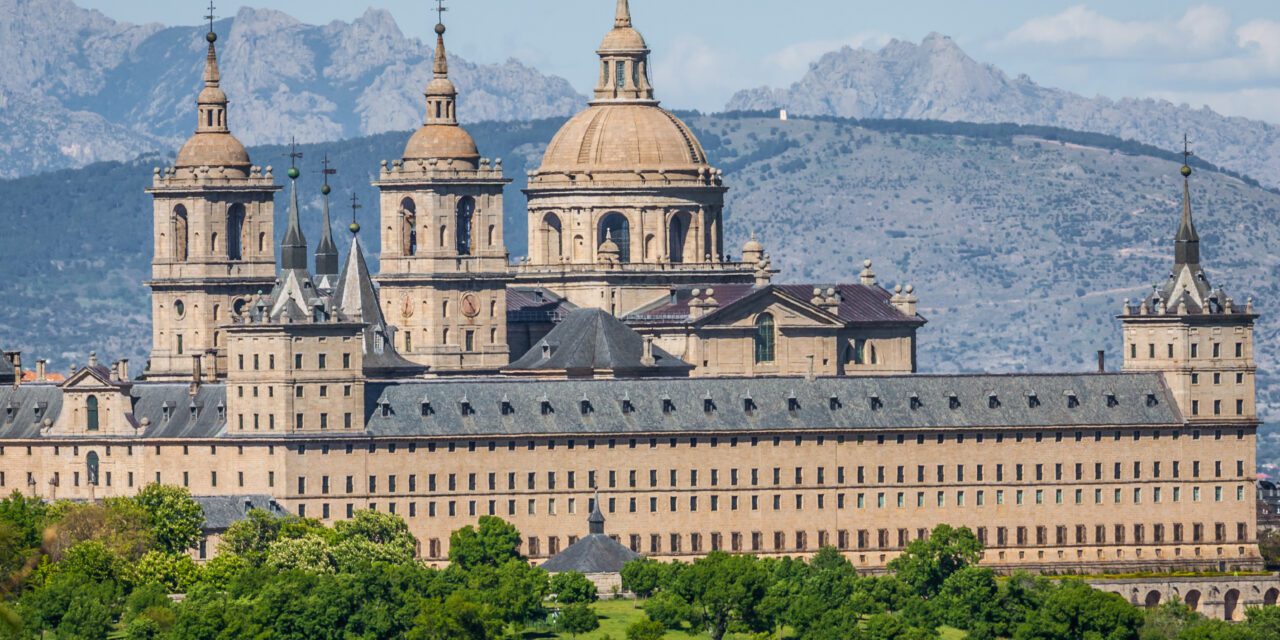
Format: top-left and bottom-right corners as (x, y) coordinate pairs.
(615, 0), (632, 27)
(422, 1), (458, 126)
(315, 154), (339, 278)
(280, 138), (308, 271)
(195, 1), (229, 135)
(1175, 134), (1200, 267)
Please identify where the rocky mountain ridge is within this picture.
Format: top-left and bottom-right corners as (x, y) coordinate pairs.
(0, 0), (586, 178)
(728, 33), (1280, 189)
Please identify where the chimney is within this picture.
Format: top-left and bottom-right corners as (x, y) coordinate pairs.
(641, 336), (657, 367)
(1097, 350), (1106, 373)
(6, 352), (20, 386)
(203, 350), (217, 382)
(190, 354), (202, 396)
(118, 359), (129, 382)
(35, 359), (46, 383)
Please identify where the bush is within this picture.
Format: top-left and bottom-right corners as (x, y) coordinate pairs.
(551, 571), (599, 604)
(642, 591), (691, 630)
(626, 618), (667, 640)
(555, 602), (599, 637)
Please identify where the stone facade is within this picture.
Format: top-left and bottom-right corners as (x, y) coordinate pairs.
(1090, 575), (1280, 621)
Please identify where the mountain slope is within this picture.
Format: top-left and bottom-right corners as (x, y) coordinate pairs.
(0, 0), (586, 178)
(727, 33), (1280, 189)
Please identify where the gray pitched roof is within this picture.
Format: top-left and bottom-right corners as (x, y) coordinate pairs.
(131, 384), (228, 438)
(365, 373), (1181, 438)
(330, 234), (426, 378)
(0, 353), (13, 384)
(0, 384), (61, 438)
(507, 308), (691, 376)
(626, 283), (924, 327)
(507, 287), (576, 323)
(541, 533), (640, 574)
(193, 494), (284, 532)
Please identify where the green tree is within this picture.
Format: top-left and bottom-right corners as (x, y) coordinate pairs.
(218, 508), (283, 558)
(1140, 601), (1200, 640)
(466, 558), (549, 624)
(643, 591), (692, 630)
(863, 612), (940, 640)
(133, 484), (204, 554)
(886, 524), (982, 598)
(627, 618), (667, 640)
(46, 497), (152, 561)
(622, 557), (664, 598)
(130, 550), (199, 592)
(932, 566), (1000, 630)
(674, 552), (773, 640)
(408, 593), (502, 640)
(265, 534), (335, 573)
(1014, 580), (1143, 640)
(551, 571), (599, 604)
(1247, 605), (1280, 638)
(557, 602), (600, 638)
(448, 516), (523, 570)
(0, 490), (48, 549)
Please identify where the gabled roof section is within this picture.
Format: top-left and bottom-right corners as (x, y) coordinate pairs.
(507, 308), (690, 377)
(60, 363), (128, 391)
(194, 494), (285, 532)
(331, 235), (426, 377)
(507, 287), (577, 323)
(625, 283), (924, 327)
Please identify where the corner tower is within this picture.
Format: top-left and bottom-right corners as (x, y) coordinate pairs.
(1120, 156), (1257, 425)
(373, 16), (511, 373)
(520, 0), (756, 316)
(145, 19), (279, 380)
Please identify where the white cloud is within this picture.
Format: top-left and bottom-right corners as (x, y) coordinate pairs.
(764, 32), (894, 83)
(1001, 4), (1231, 59)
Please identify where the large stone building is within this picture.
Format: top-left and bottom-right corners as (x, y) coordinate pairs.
(0, 0), (1265, 584)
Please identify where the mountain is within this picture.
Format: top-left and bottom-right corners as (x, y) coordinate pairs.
(727, 33), (1280, 189)
(0, 0), (586, 178)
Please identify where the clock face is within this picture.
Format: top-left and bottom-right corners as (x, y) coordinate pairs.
(460, 293), (481, 318)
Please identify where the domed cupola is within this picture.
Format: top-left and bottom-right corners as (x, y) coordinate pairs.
(401, 21), (480, 168)
(175, 28), (251, 176)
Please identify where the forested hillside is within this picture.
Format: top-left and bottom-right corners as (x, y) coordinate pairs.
(2, 114), (1278, 461)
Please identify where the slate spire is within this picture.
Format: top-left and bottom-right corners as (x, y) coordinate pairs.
(315, 156), (339, 278)
(280, 139), (308, 271)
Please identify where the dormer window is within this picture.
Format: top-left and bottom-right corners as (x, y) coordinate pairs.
(34, 402), (47, 420)
(190, 402), (201, 420)
(829, 396), (842, 410)
(869, 395), (882, 411)
(161, 400), (174, 422)
(580, 399), (593, 415)
(1027, 393), (1040, 408)
(4, 405), (14, 422)
(459, 398), (474, 416)
(661, 396), (675, 414)
(540, 397), (554, 416)
(1106, 393), (1119, 408)
(988, 394), (1000, 409)
(703, 396), (716, 413)
(500, 398), (514, 416)
(620, 397), (635, 414)
(742, 397), (757, 413)
(1146, 393), (1159, 407)
(787, 395), (801, 412)
(216, 402), (226, 421)
(420, 401), (434, 417)
(947, 394), (960, 410)
(909, 395), (922, 410)
(1066, 392), (1080, 409)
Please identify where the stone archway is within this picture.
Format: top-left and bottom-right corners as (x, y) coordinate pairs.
(1144, 590), (1162, 608)
(1224, 589), (1242, 621)
(1185, 589), (1202, 612)
(1265, 588), (1279, 607)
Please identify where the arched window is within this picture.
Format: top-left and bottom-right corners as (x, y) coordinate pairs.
(599, 213), (630, 263)
(86, 396), (99, 431)
(456, 196), (475, 255)
(172, 205), (189, 262)
(400, 198), (417, 256)
(86, 451), (100, 486)
(227, 203), (246, 260)
(754, 314), (776, 364)
(543, 213), (563, 261)
(669, 213), (690, 263)
(850, 339), (867, 365)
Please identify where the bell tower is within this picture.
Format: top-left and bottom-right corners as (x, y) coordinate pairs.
(373, 12), (511, 373)
(145, 12), (278, 380)
(1120, 149), (1257, 424)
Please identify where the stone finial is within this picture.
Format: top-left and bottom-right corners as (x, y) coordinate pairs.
(1122, 298), (1132, 315)
(88, 351), (98, 368)
(754, 255), (774, 287)
(891, 284), (918, 316)
(859, 259), (877, 286)
(1247, 297), (1255, 314)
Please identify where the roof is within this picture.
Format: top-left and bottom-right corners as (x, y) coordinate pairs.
(507, 287), (577, 323)
(625, 283), (924, 326)
(193, 494), (284, 532)
(534, 104), (708, 179)
(330, 235), (427, 378)
(506, 308), (691, 376)
(0, 355), (12, 385)
(364, 373), (1183, 438)
(541, 533), (640, 574)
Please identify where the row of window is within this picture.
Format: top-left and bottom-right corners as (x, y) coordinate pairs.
(1130, 341), (1246, 360)
(235, 352), (353, 371)
(403, 327), (493, 353)
(1190, 398), (1249, 417)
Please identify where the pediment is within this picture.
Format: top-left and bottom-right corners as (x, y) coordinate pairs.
(697, 288), (841, 329)
(59, 366), (124, 392)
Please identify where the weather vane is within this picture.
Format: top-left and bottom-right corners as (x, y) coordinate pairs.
(285, 137), (303, 170)
(319, 154), (337, 186)
(349, 192), (363, 233)
(436, 0), (447, 25)
(205, 0), (216, 34)
(1182, 133), (1193, 166)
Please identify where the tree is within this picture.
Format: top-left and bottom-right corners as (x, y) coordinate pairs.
(886, 524), (982, 598)
(556, 602), (600, 638)
(643, 591), (692, 630)
(932, 566), (1000, 630)
(219, 508), (283, 558)
(674, 552), (773, 640)
(1247, 605), (1280, 638)
(622, 558), (664, 599)
(551, 571), (599, 604)
(0, 490), (48, 550)
(265, 535), (335, 573)
(1014, 580), (1143, 640)
(466, 558), (549, 624)
(627, 618), (667, 640)
(45, 498), (152, 561)
(408, 593), (502, 640)
(130, 550), (199, 592)
(448, 516), (523, 570)
(133, 484), (204, 554)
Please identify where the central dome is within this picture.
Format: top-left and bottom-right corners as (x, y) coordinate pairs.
(536, 103), (708, 177)
(176, 132), (250, 171)
(403, 124), (480, 165)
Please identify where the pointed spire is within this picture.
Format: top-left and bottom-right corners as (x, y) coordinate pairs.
(280, 139), (308, 271)
(1175, 164), (1200, 266)
(615, 0), (632, 27)
(196, 2), (229, 135)
(433, 22), (449, 78)
(588, 492), (605, 535)
(315, 155), (339, 277)
(421, 6), (459, 127)
(332, 224), (427, 376)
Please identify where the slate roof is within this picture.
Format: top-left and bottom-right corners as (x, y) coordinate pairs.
(506, 308), (691, 376)
(193, 494), (284, 532)
(0, 384), (61, 438)
(330, 235), (426, 378)
(365, 373), (1182, 438)
(507, 287), (577, 323)
(625, 283), (924, 326)
(541, 533), (640, 574)
(0, 354), (13, 384)
(131, 384), (228, 438)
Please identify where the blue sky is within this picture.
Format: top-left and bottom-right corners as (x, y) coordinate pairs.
(77, 1), (1280, 122)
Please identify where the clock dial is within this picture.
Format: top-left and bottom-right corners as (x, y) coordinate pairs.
(461, 293), (481, 318)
